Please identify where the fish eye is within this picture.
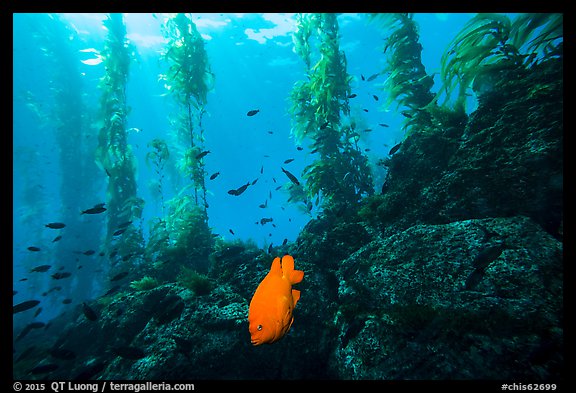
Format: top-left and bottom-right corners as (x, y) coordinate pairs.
(257, 324), (263, 331)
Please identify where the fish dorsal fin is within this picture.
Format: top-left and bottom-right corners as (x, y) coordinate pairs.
(269, 257), (283, 277)
(292, 289), (301, 307)
(281, 255), (304, 285)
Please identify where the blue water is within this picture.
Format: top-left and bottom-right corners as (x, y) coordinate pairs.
(12, 12), (484, 325)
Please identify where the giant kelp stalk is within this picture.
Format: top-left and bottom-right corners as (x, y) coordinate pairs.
(27, 14), (104, 300)
(95, 13), (144, 258)
(436, 13), (562, 114)
(146, 138), (170, 216)
(289, 13), (373, 214)
(371, 13), (436, 134)
(151, 13), (215, 274)
(161, 13), (214, 213)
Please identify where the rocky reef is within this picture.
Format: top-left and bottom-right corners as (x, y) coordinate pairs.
(13, 56), (563, 381)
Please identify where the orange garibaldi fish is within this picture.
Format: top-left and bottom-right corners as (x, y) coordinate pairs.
(248, 254), (304, 345)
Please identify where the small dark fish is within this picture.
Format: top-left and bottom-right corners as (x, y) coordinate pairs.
(228, 182), (250, 196)
(246, 109), (260, 116)
(260, 165), (264, 174)
(310, 148), (319, 154)
(121, 253), (135, 262)
(464, 268), (485, 290)
(229, 229), (235, 235)
(81, 205), (107, 215)
(30, 265), (51, 273)
(363, 128), (372, 132)
(209, 172), (220, 180)
(113, 228), (127, 236)
(320, 121), (329, 129)
(260, 217), (274, 225)
(83, 250), (96, 255)
(363, 108), (369, 112)
(52, 235), (62, 242)
(347, 94), (357, 99)
(50, 348), (76, 360)
(27, 246), (41, 252)
(45, 222), (66, 229)
(16, 326), (33, 341)
(62, 298), (73, 304)
(112, 346), (146, 360)
(51, 272), (71, 280)
(282, 238), (288, 246)
(110, 271), (129, 281)
(16, 321), (46, 341)
(401, 111), (413, 118)
(378, 123), (389, 127)
(19, 278), (28, 282)
(361, 74), (365, 81)
(367, 73), (379, 82)
(33, 307), (43, 318)
(105, 168), (111, 177)
(117, 221), (133, 229)
(372, 95), (379, 101)
(29, 363), (59, 375)
(284, 158), (295, 164)
(296, 146), (303, 151)
(472, 244), (506, 270)
(104, 286), (121, 297)
(251, 178), (259, 186)
(13, 300), (41, 314)
(281, 167), (300, 186)
(275, 185), (282, 191)
(13, 290), (18, 296)
(195, 150), (210, 160)
(82, 302), (98, 321)
(267, 130), (274, 134)
(267, 243), (273, 254)
(272, 177), (277, 183)
(389, 142), (402, 156)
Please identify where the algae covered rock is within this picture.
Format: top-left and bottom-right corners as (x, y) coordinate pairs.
(331, 216), (562, 379)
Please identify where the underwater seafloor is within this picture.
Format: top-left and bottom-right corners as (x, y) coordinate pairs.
(12, 13), (563, 380)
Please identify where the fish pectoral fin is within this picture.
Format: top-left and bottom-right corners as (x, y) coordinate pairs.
(280, 255), (304, 285)
(292, 289), (301, 307)
(289, 270), (304, 285)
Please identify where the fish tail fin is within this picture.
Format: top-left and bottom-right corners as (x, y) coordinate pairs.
(281, 254), (304, 285)
(292, 289), (301, 307)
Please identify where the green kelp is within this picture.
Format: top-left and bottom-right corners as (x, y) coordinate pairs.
(359, 13), (563, 235)
(146, 138), (170, 214)
(145, 194), (214, 278)
(177, 266), (213, 296)
(289, 13), (373, 214)
(436, 13), (563, 113)
(95, 13), (144, 260)
(370, 13), (435, 134)
(161, 13), (214, 212)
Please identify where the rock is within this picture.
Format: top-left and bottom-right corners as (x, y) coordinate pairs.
(331, 216), (563, 379)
